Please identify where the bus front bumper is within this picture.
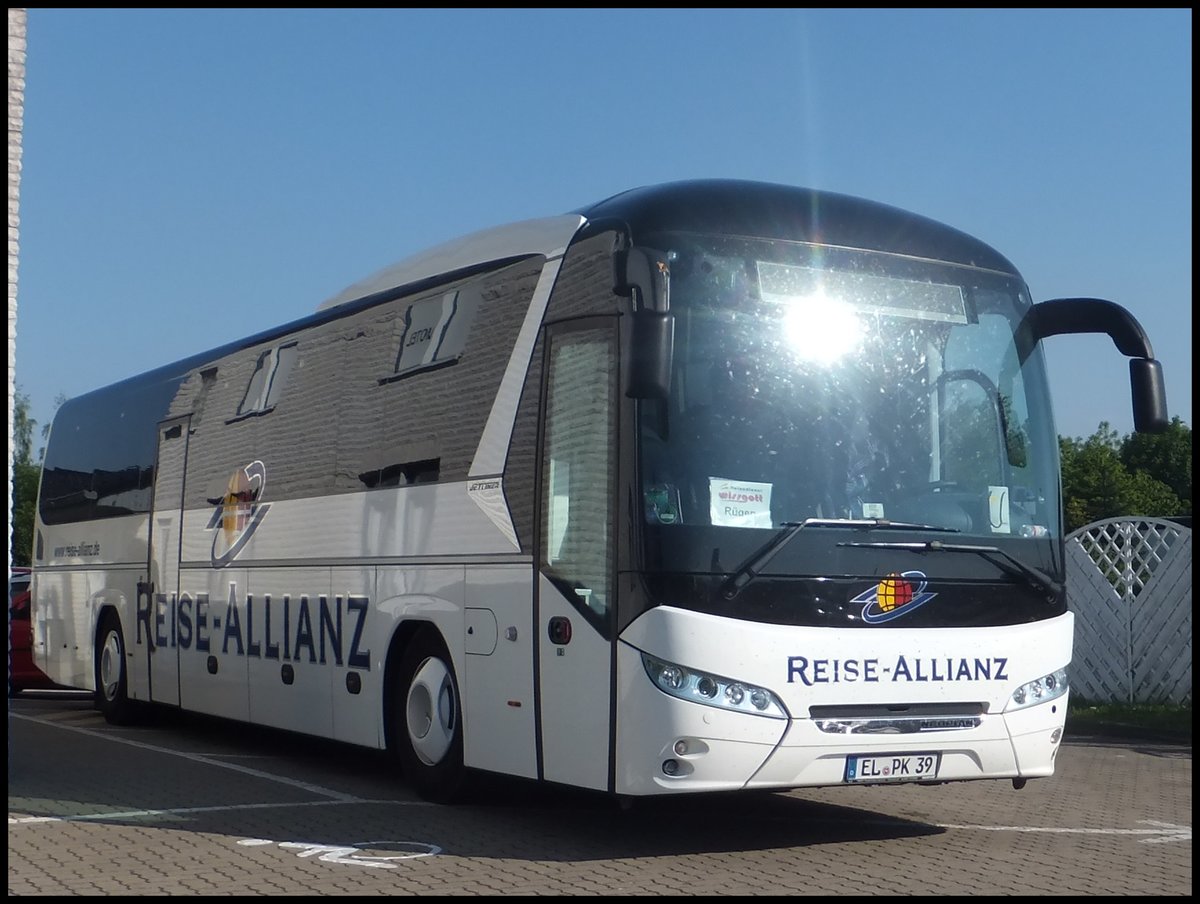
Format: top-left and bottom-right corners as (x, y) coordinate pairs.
(615, 655), (1067, 796)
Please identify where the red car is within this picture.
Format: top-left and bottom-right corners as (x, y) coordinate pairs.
(9, 567), (62, 695)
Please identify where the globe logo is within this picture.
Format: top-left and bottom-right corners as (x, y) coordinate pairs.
(875, 573), (914, 612)
(206, 460), (271, 567)
(852, 571), (938, 623)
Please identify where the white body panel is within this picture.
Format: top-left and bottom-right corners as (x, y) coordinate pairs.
(462, 566), (538, 779)
(330, 565), (381, 747)
(614, 606), (1073, 795)
(178, 566), (252, 722)
(242, 565), (335, 738)
(32, 514), (145, 693)
(537, 573), (612, 791)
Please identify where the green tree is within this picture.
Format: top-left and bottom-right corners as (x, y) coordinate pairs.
(11, 460), (40, 567)
(13, 386), (37, 464)
(10, 387), (61, 567)
(1059, 421), (1186, 533)
(1120, 416), (1192, 514)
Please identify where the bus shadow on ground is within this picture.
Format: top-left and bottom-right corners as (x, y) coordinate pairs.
(9, 699), (941, 859)
(446, 779), (945, 859)
(13, 793), (943, 862)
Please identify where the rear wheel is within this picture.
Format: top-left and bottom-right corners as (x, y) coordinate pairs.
(94, 612), (138, 725)
(391, 627), (466, 803)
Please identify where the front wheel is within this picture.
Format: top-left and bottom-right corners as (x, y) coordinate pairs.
(94, 612), (138, 725)
(391, 627), (467, 803)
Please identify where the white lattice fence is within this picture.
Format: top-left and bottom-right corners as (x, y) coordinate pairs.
(1066, 517), (1192, 704)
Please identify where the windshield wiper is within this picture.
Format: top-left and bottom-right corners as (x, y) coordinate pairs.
(836, 539), (1063, 602)
(719, 518), (961, 601)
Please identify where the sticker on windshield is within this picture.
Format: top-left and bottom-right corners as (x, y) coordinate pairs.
(988, 485), (1011, 533)
(710, 478), (772, 528)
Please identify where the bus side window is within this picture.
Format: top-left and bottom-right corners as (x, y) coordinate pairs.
(540, 326), (616, 630)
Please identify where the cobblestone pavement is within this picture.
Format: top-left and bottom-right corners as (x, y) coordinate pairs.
(8, 693), (1192, 895)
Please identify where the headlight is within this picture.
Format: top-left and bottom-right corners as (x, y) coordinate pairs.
(641, 652), (788, 719)
(1005, 667), (1069, 711)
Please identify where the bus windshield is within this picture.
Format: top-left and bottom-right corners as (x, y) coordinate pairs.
(637, 234), (1062, 575)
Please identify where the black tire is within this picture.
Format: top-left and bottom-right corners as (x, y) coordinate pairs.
(391, 626), (467, 803)
(94, 611), (138, 725)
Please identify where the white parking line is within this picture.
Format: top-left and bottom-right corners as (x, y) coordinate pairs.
(11, 712), (1189, 846)
(936, 819), (1190, 844)
(8, 798), (428, 826)
(8, 711), (410, 805)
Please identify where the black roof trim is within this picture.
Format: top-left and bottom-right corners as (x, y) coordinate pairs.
(574, 179), (1019, 275)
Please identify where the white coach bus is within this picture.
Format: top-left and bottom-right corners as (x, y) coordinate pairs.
(31, 179), (1168, 802)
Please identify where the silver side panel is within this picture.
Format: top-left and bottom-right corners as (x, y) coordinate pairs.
(470, 255), (565, 480)
(317, 215), (585, 312)
(179, 482), (520, 564)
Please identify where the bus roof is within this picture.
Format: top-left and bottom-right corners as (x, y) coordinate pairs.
(575, 179), (1020, 276)
(51, 179), (1021, 427)
(316, 179), (1021, 316)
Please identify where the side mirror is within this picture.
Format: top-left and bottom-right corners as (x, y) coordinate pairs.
(617, 246), (674, 398)
(627, 309), (674, 399)
(1129, 357), (1169, 433)
(1025, 297), (1170, 433)
(617, 247), (670, 312)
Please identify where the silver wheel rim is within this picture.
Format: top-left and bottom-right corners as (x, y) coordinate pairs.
(405, 656), (456, 766)
(100, 630), (123, 702)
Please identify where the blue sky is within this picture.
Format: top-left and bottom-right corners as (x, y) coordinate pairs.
(13, 8), (1192, 445)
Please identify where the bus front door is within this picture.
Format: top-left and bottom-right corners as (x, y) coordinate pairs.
(536, 322), (617, 792)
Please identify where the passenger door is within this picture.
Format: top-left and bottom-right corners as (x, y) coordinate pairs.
(536, 320), (617, 791)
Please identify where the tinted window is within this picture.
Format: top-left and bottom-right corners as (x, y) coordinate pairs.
(40, 376), (182, 524)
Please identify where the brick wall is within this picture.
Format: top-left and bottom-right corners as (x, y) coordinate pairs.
(8, 8), (27, 580)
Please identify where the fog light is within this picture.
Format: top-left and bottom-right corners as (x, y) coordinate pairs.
(662, 759), (680, 776)
(1050, 728), (1062, 744)
(673, 740), (689, 756)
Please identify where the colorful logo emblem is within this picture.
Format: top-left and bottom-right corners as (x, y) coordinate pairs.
(206, 460), (271, 567)
(852, 571), (938, 624)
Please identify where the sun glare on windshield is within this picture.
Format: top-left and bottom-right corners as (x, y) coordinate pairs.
(781, 294), (862, 364)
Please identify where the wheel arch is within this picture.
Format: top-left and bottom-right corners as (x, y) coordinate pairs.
(90, 588), (133, 693)
(93, 602), (122, 665)
(382, 618), (452, 753)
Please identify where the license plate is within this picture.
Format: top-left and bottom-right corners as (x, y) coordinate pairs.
(845, 752), (941, 783)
